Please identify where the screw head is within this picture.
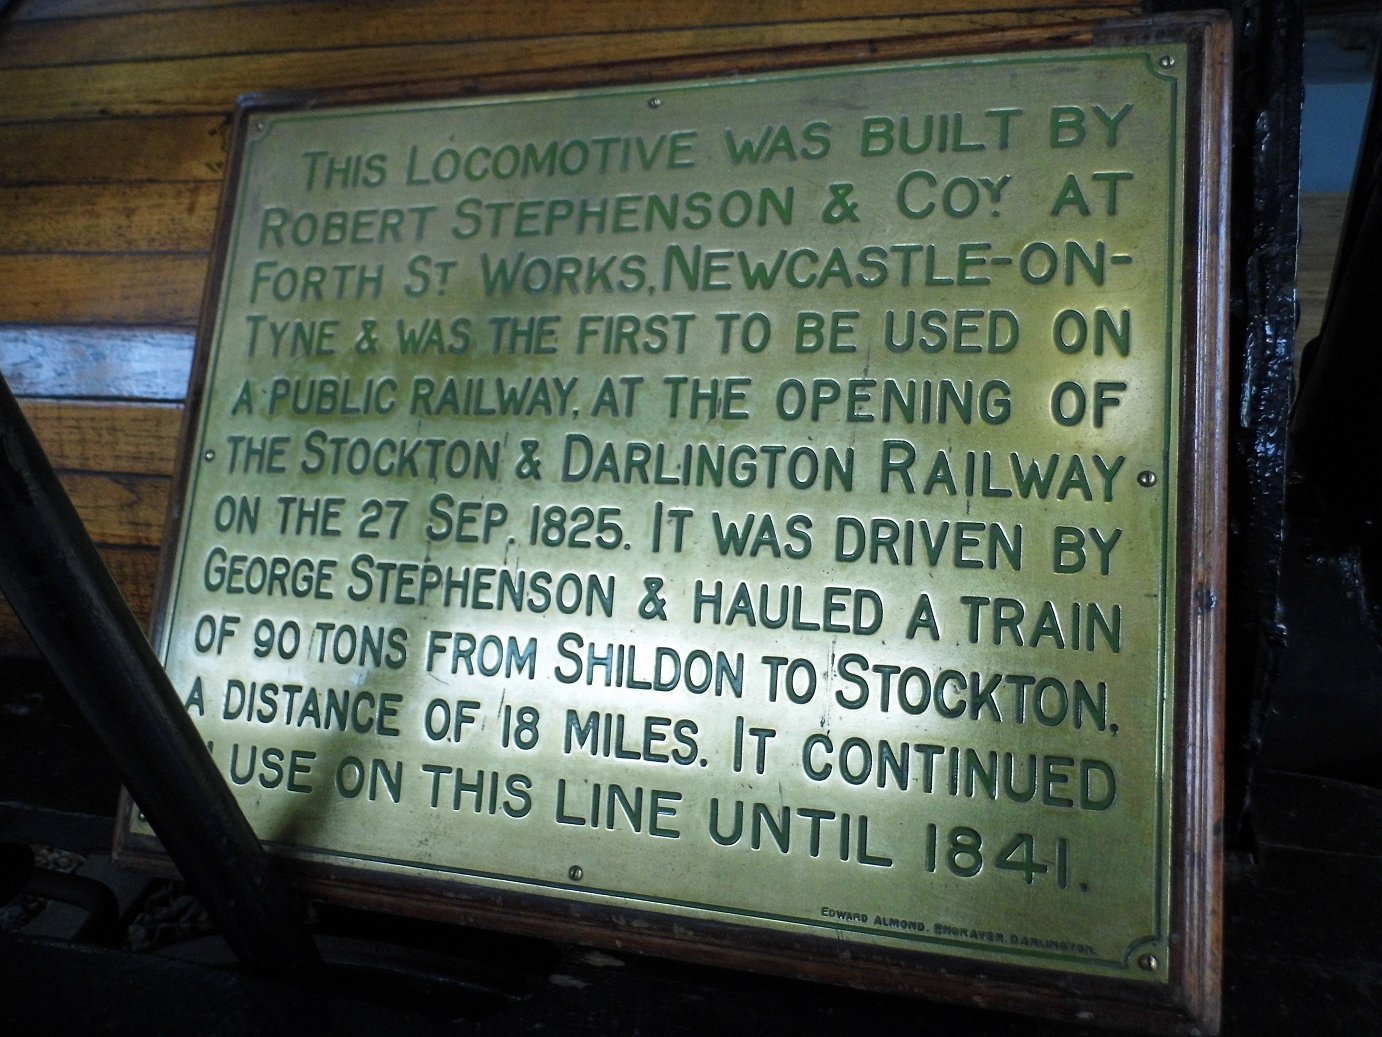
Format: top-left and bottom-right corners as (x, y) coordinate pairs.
(568, 865), (584, 881)
(647, 97), (662, 109)
(1137, 470), (1158, 488)
(1138, 952), (1160, 971)
(203, 450), (216, 462)
(1158, 55), (1176, 69)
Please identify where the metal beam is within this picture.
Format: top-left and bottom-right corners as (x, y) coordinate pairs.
(0, 369), (321, 978)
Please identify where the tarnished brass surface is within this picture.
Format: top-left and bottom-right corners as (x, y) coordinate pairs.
(146, 46), (1187, 980)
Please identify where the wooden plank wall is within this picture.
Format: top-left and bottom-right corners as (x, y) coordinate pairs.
(1297, 192), (1348, 351)
(0, 0), (1137, 657)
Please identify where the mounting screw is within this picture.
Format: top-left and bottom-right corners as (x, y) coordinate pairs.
(1158, 55), (1176, 69)
(1138, 952), (1160, 971)
(203, 449), (216, 462)
(1137, 470), (1157, 487)
(647, 97), (662, 109)
(568, 865), (584, 881)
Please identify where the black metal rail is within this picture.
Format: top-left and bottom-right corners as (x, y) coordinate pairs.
(0, 370), (321, 978)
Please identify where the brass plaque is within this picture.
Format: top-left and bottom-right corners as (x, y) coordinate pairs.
(128, 24), (1226, 1026)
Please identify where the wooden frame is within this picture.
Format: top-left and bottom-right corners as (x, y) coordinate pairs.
(118, 12), (1228, 1033)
